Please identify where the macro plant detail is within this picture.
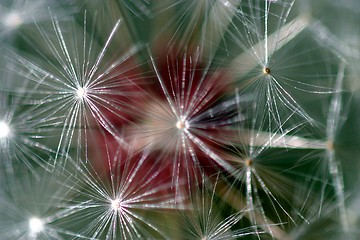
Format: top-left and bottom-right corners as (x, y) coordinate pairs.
(0, 0), (360, 240)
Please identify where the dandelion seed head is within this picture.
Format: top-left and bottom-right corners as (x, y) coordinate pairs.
(4, 12), (23, 29)
(0, 121), (10, 139)
(29, 217), (44, 234)
(76, 87), (87, 99)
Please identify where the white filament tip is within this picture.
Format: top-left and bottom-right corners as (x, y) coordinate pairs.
(0, 121), (10, 139)
(4, 12), (23, 29)
(29, 217), (44, 233)
(111, 199), (122, 212)
(76, 87), (87, 99)
(221, 0), (232, 8)
(176, 120), (189, 130)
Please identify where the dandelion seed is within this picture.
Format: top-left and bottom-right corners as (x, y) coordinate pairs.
(286, 61), (350, 231)
(131, 48), (237, 195)
(8, 11), (144, 164)
(0, 57), (58, 171)
(0, 167), (79, 239)
(227, 1), (337, 136)
(215, 93), (322, 237)
(60, 149), (182, 239)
